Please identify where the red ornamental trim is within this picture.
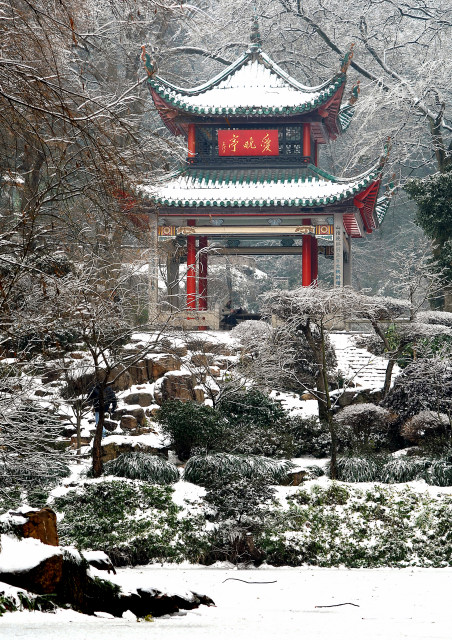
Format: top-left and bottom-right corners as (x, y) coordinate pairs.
(218, 130), (279, 156)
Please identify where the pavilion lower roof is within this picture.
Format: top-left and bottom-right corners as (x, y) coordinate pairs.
(141, 164), (381, 211)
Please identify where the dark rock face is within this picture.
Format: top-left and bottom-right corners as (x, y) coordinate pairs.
(0, 547), (214, 618)
(101, 440), (168, 463)
(0, 552), (64, 595)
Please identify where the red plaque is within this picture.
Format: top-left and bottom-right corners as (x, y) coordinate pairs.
(218, 130), (279, 156)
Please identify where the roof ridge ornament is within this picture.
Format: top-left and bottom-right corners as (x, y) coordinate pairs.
(349, 80), (360, 105)
(141, 45), (157, 78)
(250, 7), (262, 51)
(340, 43), (355, 73)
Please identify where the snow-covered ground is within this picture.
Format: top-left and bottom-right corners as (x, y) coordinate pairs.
(1, 564), (451, 639)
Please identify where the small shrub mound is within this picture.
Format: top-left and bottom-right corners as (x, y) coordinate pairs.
(183, 453), (295, 487)
(335, 456), (380, 482)
(401, 411), (450, 446)
(380, 457), (430, 483)
(336, 403), (394, 452)
(103, 453), (179, 484)
(427, 459), (452, 486)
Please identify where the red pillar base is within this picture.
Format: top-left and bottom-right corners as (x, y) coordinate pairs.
(302, 235), (312, 287)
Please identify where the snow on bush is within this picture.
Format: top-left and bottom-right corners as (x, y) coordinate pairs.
(103, 453), (179, 484)
(401, 411), (450, 445)
(183, 453), (295, 487)
(336, 403), (394, 451)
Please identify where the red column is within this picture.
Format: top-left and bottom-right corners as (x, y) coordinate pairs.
(302, 235), (312, 286)
(198, 236), (208, 311)
(188, 124), (196, 161)
(186, 219), (196, 311)
(311, 236), (318, 285)
(303, 123), (311, 161)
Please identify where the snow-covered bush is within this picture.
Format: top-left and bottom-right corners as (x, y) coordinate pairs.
(230, 320), (272, 346)
(334, 455), (381, 482)
(289, 415), (331, 458)
(261, 484), (452, 567)
(53, 480), (208, 566)
(336, 403), (394, 452)
(380, 457), (430, 483)
(401, 411), (451, 447)
(183, 453), (294, 487)
(383, 358), (452, 422)
(426, 459), (452, 486)
(202, 472), (275, 564)
(103, 453), (179, 484)
(156, 400), (225, 461)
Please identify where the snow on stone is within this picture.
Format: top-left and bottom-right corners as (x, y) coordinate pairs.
(0, 534), (62, 574)
(330, 332), (399, 389)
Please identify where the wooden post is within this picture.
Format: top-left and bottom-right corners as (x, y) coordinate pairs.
(187, 219), (197, 311)
(311, 236), (318, 285)
(333, 212), (344, 288)
(198, 236), (208, 311)
(148, 211), (159, 322)
(198, 236), (208, 330)
(302, 235), (312, 286)
(303, 123), (311, 160)
(188, 124), (196, 160)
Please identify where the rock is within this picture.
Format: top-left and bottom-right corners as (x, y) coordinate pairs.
(120, 415), (138, 431)
(123, 392), (154, 407)
(301, 392), (316, 400)
(334, 388), (383, 409)
(108, 365), (133, 392)
(154, 372), (196, 404)
(0, 540), (63, 595)
(113, 406), (146, 425)
(193, 387), (205, 403)
(101, 440), (168, 463)
(147, 354), (181, 380)
(208, 366), (221, 377)
(145, 404), (161, 417)
(34, 388), (52, 397)
(129, 361), (148, 385)
(103, 419), (118, 432)
(83, 551), (116, 574)
(71, 434), (91, 448)
(19, 508), (59, 546)
(281, 469), (308, 486)
(190, 353), (213, 367)
(69, 352), (84, 359)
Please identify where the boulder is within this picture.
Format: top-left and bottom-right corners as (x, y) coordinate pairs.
(147, 354), (181, 380)
(153, 372), (196, 404)
(113, 406), (146, 425)
(208, 366), (221, 378)
(123, 391), (154, 407)
(101, 440), (168, 463)
(71, 434), (91, 448)
(20, 507), (59, 546)
(120, 415), (138, 431)
(103, 419), (118, 432)
(281, 469), (308, 486)
(145, 404), (161, 417)
(190, 353), (214, 367)
(108, 365), (133, 392)
(129, 361), (148, 385)
(193, 387), (205, 403)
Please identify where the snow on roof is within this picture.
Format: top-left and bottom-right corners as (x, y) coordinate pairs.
(143, 165), (380, 208)
(149, 51), (345, 116)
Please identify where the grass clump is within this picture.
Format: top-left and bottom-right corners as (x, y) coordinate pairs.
(103, 453), (179, 484)
(183, 453), (294, 487)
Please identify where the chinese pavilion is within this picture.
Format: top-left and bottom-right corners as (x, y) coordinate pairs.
(141, 26), (390, 328)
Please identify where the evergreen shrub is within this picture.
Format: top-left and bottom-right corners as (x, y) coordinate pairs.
(53, 480), (208, 566)
(183, 453), (294, 487)
(103, 453), (179, 484)
(156, 400), (225, 461)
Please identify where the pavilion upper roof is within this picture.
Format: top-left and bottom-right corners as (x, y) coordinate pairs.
(148, 49), (346, 122)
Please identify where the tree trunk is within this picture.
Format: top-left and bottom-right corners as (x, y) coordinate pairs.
(91, 385), (105, 478)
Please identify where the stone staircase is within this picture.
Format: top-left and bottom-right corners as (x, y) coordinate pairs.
(329, 333), (400, 390)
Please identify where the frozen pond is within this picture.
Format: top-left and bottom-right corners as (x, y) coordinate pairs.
(1, 565), (451, 640)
